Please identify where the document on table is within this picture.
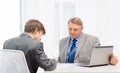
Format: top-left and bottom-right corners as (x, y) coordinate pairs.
(37, 67), (44, 73)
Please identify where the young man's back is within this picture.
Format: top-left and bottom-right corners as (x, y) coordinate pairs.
(3, 19), (57, 73)
(3, 33), (57, 73)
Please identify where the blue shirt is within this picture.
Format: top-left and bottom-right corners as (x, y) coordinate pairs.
(66, 36), (80, 63)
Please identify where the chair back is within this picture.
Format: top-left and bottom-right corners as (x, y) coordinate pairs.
(0, 49), (30, 73)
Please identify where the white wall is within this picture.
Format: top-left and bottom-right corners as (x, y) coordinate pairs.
(96, 0), (120, 58)
(0, 0), (20, 49)
(77, 0), (97, 35)
(0, 0), (119, 65)
(0, 0), (119, 60)
(77, 0), (120, 60)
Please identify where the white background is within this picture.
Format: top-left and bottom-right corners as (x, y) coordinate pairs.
(0, 0), (20, 49)
(0, 0), (120, 62)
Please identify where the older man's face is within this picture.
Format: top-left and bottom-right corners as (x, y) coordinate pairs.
(68, 22), (83, 39)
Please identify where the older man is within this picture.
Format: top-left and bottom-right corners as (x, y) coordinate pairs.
(58, 17), (118, 65)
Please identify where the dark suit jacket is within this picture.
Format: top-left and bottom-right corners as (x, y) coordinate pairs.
(58, 32), (100, 64)
(3, 33), (57, 73)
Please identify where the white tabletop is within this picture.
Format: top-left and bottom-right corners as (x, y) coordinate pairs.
(41, 63), (120, 73)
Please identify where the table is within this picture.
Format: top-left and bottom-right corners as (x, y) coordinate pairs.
(41, 63), (120, 73)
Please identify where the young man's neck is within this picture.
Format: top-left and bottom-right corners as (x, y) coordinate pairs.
(27, 33), (34, 38)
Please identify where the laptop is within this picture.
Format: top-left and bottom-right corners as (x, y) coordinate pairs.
(77, 46), (113, 67)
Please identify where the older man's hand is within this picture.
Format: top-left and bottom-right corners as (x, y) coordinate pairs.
(110, 54), (118, 65)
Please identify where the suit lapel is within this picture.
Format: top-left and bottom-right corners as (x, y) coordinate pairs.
(63, 37), (70, 62)
(75, 33), (86, 58)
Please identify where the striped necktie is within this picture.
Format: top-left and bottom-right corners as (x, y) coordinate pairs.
(68, 39), (77, 63)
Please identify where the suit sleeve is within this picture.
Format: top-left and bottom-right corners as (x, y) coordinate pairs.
(94, 37), (101, 46)
(57, 39), (63, 63)
(34, 42), (57, 71)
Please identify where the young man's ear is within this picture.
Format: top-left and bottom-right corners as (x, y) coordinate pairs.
(34, 29), (38, 34)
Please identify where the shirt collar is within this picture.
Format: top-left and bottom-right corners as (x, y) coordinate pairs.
(70, 34), (80, 42)
(70, 36), (80, 47)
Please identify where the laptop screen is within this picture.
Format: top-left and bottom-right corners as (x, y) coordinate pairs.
(89, 46), (113, 66)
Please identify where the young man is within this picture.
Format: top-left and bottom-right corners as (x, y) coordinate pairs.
(3, 19), (57, 73)
(58, 17), (118, 65)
